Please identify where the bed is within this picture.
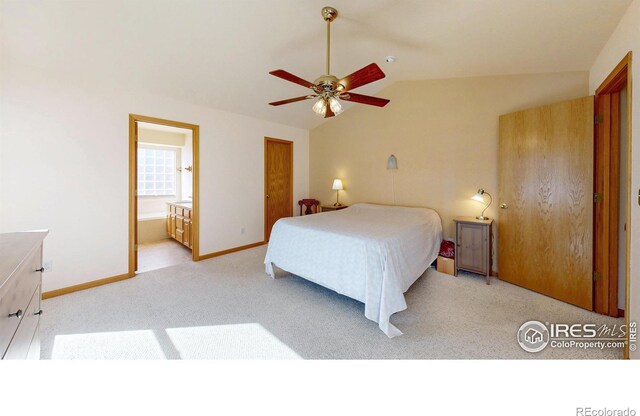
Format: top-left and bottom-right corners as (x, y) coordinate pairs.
(264, 203), (443, 337)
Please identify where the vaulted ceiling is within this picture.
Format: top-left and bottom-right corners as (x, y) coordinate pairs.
(1, 0), (631, 129)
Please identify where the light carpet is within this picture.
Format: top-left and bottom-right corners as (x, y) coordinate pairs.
(41, 246), (623, 359)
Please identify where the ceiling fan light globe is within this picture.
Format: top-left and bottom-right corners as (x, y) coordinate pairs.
(328, 96), (342, 114)
(312, 97), (327, 117)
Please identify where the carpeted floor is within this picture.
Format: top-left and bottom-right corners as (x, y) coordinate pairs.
(41, 246), (623, 359)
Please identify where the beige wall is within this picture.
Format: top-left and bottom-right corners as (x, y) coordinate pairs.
(138, 218), (169, 244)
(310, 71), (589, 270)
(589, 0), (639, 359)
(0, 68), (309, 292)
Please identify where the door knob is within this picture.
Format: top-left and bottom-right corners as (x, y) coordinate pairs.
(499, 203), (508, 209)
(9, 309), (23, 319)
(266, 195), (270, 198)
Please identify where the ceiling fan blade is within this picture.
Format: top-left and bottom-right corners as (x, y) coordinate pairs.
(338, 63), (386, 91)
(269, 95), (315, 106)
(341, 92), (390, 107)
(269, 70), (316, 89)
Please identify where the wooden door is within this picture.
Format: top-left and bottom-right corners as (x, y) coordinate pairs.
(592, 53), (630, 317)
(264, 138), (293, 241)
(498, 96), (594, 309)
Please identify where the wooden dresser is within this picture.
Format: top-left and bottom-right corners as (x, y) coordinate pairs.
(0, 230), (48, 360)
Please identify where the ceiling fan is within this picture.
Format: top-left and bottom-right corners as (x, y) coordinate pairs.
(269, 6), (390, 118)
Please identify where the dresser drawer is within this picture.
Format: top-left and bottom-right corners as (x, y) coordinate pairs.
(0, 246), (42, 356)
(26, 323), (41, 360)
(3, 285), (41, 360)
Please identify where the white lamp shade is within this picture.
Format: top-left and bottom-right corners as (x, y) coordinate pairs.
(387, 154), (398, 170)
(472, 189), (485, 202)
(332, 179), (343, 190)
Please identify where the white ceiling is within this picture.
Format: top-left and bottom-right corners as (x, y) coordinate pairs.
(1, 0), (631, 129)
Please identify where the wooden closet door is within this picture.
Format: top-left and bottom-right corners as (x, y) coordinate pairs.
(264, 138), (293, 241)
(498, 96), (594, 309)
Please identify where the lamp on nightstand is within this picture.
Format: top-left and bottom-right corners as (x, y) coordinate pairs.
(472, 188), (492, 220)
(332, 179), (343, 206)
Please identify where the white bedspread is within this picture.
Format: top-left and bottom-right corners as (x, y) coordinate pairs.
(264, 203), (442, 337)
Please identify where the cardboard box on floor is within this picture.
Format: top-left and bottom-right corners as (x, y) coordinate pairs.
(436, 256), (454, 275)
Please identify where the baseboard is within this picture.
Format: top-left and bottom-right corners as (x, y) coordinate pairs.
(42, 272), (133, 299)
(41, 241), (266, 300)
(491, 271), (499, 278)
(618, 309), (625, 318)
(198, 241), (266, 261)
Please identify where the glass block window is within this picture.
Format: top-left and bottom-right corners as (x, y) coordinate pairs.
(137, 146), (177, 196)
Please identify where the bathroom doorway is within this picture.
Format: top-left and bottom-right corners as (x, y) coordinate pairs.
(128, 114), (199, 275)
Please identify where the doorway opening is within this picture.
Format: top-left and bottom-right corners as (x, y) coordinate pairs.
(593, 52), (632, 326)
(129, 115), (200, 275)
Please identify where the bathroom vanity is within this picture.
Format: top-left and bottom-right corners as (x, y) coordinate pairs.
(167, 202), (193, 249)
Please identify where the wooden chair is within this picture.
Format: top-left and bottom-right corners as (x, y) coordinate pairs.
(298, 199), (320, 216)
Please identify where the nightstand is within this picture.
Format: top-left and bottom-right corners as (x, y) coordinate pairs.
(320, 205), (348, 212)
(453, 216), (493, 284)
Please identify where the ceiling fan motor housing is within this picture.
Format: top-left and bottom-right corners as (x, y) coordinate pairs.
(313, 75), (343, 93)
